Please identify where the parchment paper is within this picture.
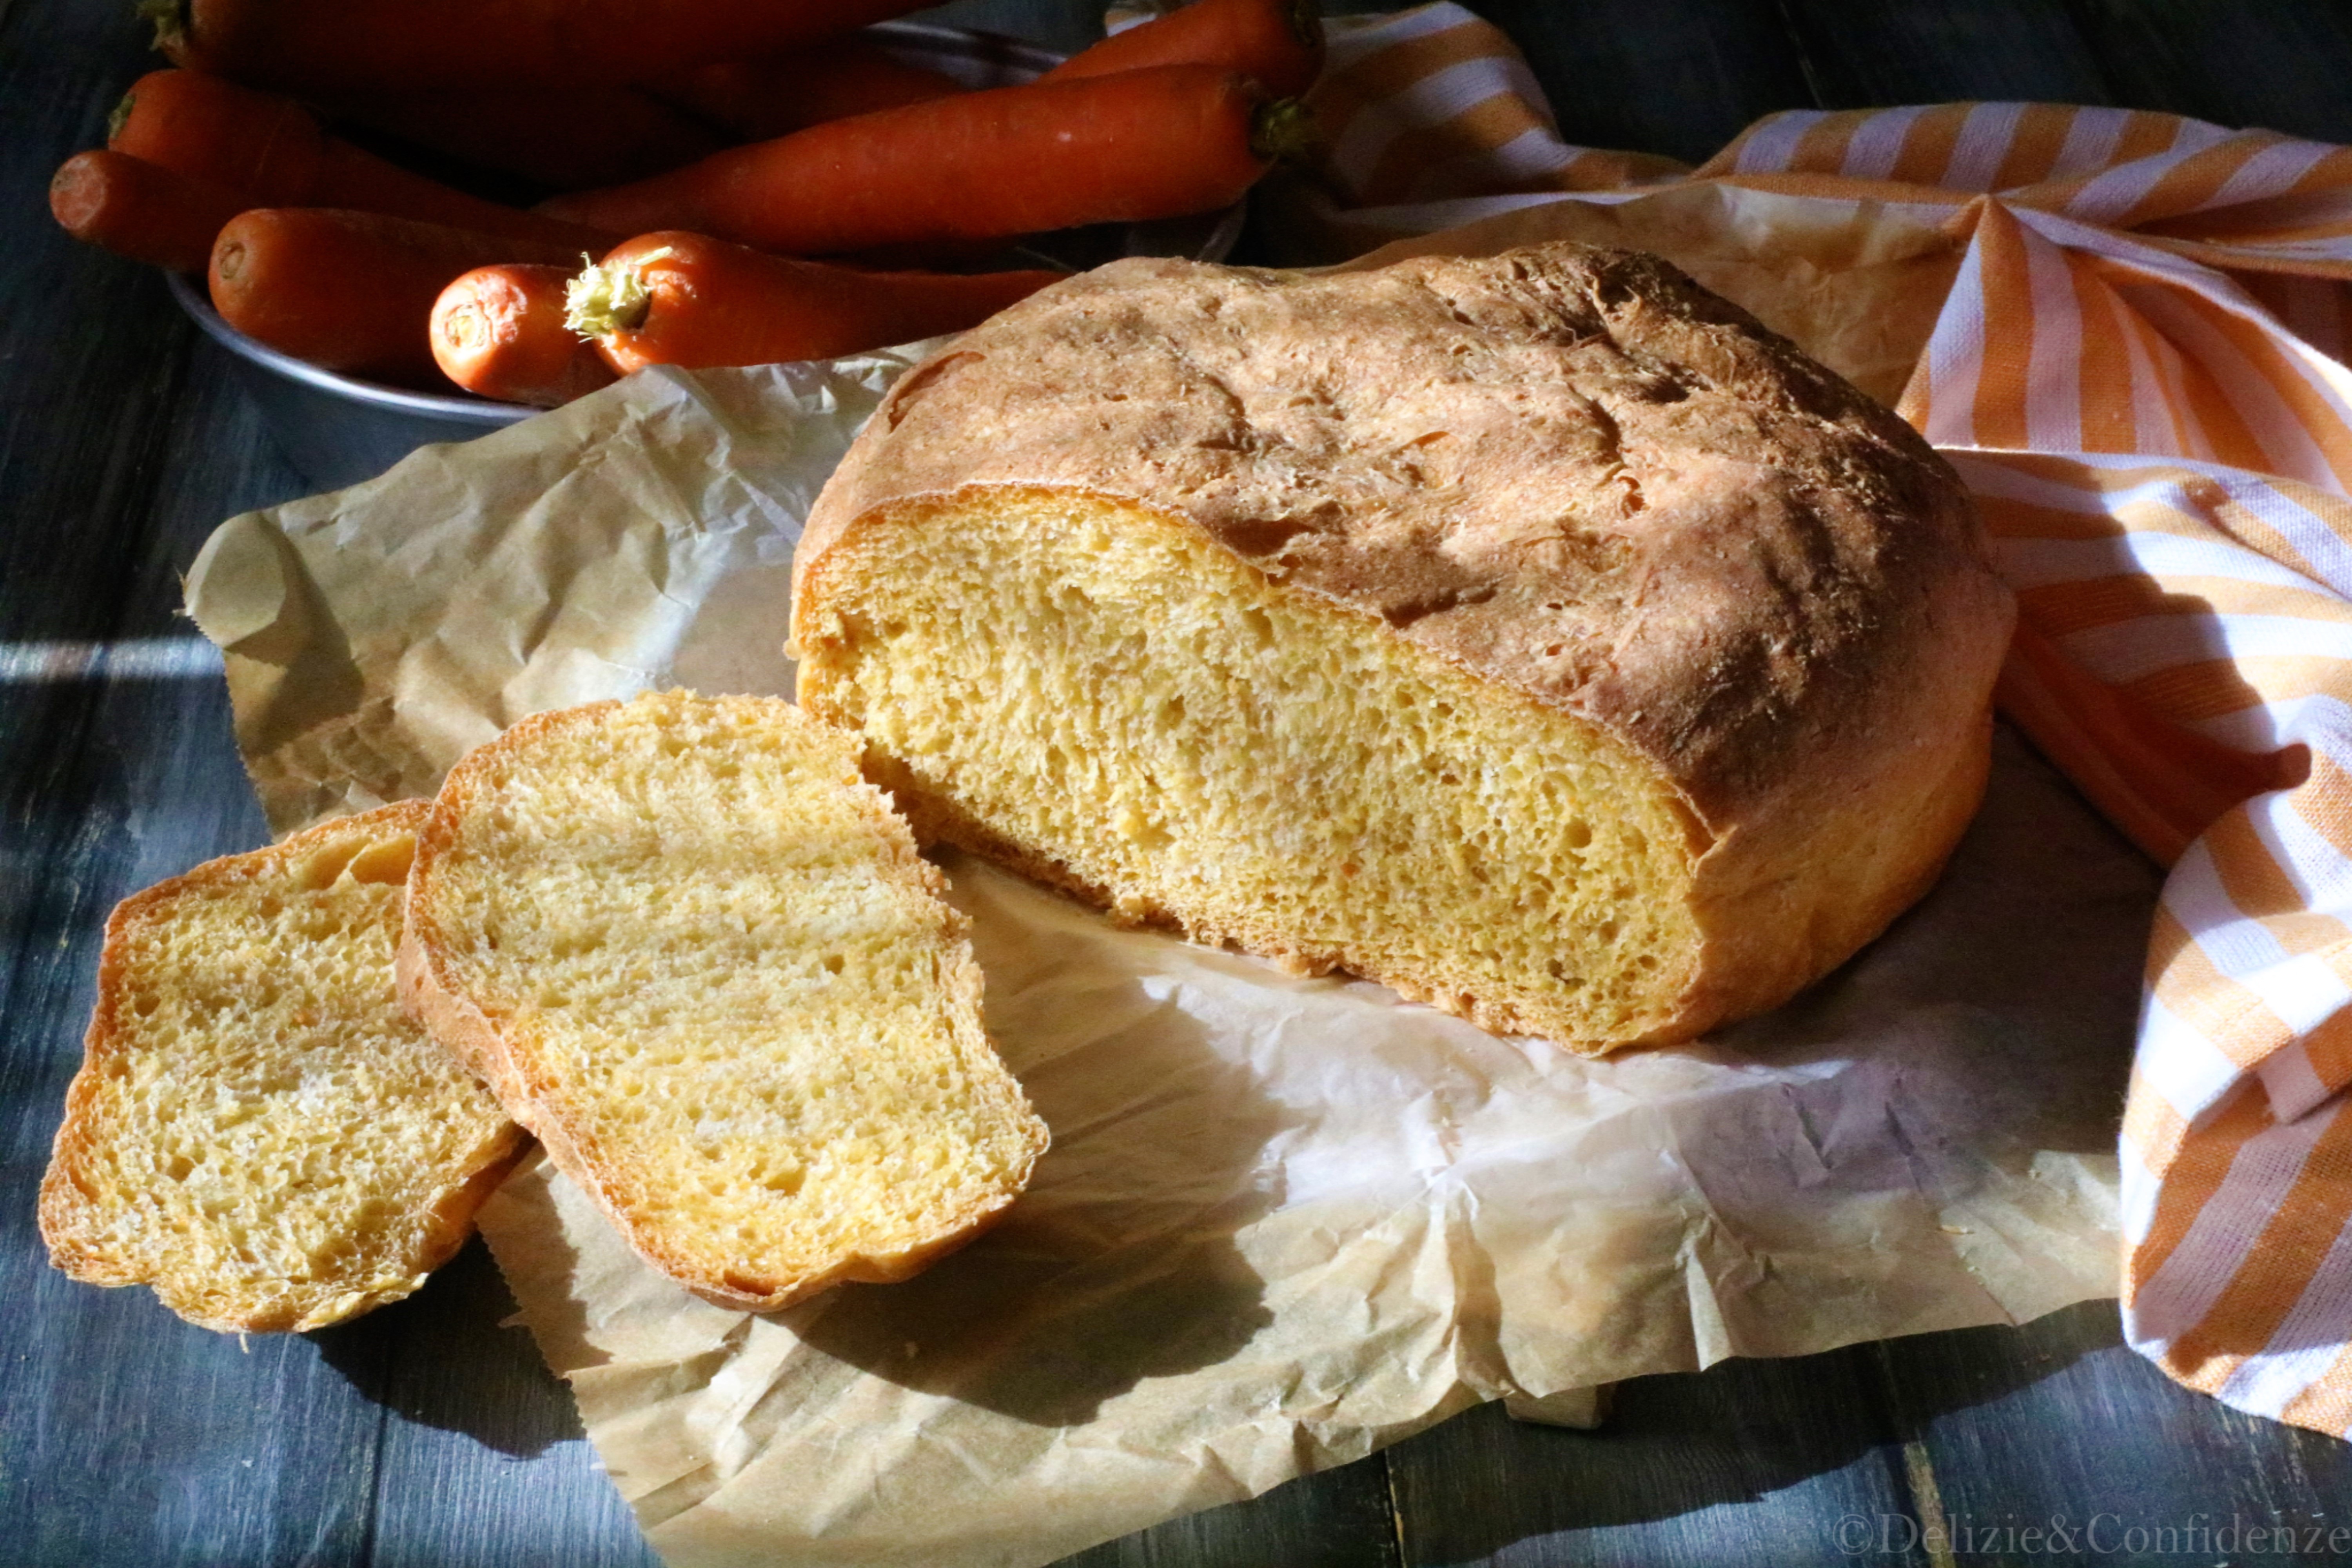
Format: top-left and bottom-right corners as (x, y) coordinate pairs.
(464, 750), (2148, 1568)
(184, 349), (939, 831)
(181, 206), (2156, 1568)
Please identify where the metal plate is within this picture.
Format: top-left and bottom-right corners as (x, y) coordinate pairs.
(169, 270), (533, 488)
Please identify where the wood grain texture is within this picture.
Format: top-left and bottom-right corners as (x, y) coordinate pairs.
(1385, 1350), (1926, 1567)
(1058, 1456), (1403, 1568)
(2064, 0), (2352, 143)
(1473, 0), (1817, 167)
(359, 1243), (656, 1568)
(0, 9), (630, 1564)
(0, 0), (200, 647)
(1877, 1302), (2352, 1555)
(1776, 0), (2112, 110)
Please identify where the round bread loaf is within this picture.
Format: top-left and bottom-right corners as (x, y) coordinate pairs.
(793, 243), (2014, 1052)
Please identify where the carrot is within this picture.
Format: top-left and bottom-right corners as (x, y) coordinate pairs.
(542, 66), (1313, 256)
(308, 140), (617, 249)
(108, 67), (319, 203)
(431, 265), (616, 405)
(1045, 0), (1324, 98)
(111, 71), (615, 250)
(209, 208), (583, 387)
(144, 0), (936, 93)
(648, 35), (965, 142)
(334, 84), (726, 190)
(566, 231), (1065, 373)
(51, 149), (253, 273)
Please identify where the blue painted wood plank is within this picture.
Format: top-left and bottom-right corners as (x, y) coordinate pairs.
(1384, 1351), (1927, 1568)
(363, 1243), (658, 1568)
(0, 656), (381, 1568)
(1777, 0), (2113, 109)
(1473, 0), (1819, 165)
(1877, 1302), (2352, 1564)
(2066, 0), (2352, 142)
(1056, 1454), (1403, 1568)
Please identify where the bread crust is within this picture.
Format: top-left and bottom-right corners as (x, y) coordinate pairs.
(397, 695), (1047, 1312)
(793, 244), (2015, 1045)
(39, 801), (529, 1332)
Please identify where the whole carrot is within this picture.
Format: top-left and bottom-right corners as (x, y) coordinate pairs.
(210, 209), (582, 387)
(542, 66), (1312, 255)
(566, 231), (1065, 373)
(109, 66), (319, 203)
(147, 0), (935, 92)
(51, 150), (253, 273)
(648, 35), (965, 142)
(1046, 0), (1325, 97)
(335, 84), (726, 189)
(432, 265), (617, 405)
(113, 71), (613, 250)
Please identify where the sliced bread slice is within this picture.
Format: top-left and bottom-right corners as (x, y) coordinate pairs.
(40, 801), (528, 1332)
(395, 692), (1049, 1311)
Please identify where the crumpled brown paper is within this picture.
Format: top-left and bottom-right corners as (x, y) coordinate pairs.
(185, 350), (936, 833)
(467, 747), (2149, 1568)
(183, 202), (2151, 1568)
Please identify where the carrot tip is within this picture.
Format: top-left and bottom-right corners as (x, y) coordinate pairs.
(134, 0), (187, 53)
(1250, 99), (1321, 165)
(565, 247), (669, 339)
(107, 87), (136, 145)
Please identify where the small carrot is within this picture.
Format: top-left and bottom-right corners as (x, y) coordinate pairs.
(647, 35), (965, 142)
(209, 208), (582, 387)
(541, 66), (1312, 256)
(51, 149), (253, 273)
(334, 84), (726, 190)
(566, 231), (1065, 373)
(145, 0), (936, 92)
(111, 70), (615, 250)
(1045, 0), (1325, 98)
(431, 264), (617, 406)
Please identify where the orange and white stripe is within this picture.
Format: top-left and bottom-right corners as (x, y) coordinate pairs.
(1272, 4), (1688, 255)
(1307, 4), (2352, 1438)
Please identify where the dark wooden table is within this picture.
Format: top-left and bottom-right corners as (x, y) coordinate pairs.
(10, 2), (2352, 1563)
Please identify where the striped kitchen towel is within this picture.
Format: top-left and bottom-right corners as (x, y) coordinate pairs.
(1285, 4), (2352, 1436)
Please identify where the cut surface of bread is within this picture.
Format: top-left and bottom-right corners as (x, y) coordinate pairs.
(806, 490), (1708, 1043)
(793, 245), (2014, 1052)
(396, 691), (1049, 1311)
(39, 801), (527, 1332)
